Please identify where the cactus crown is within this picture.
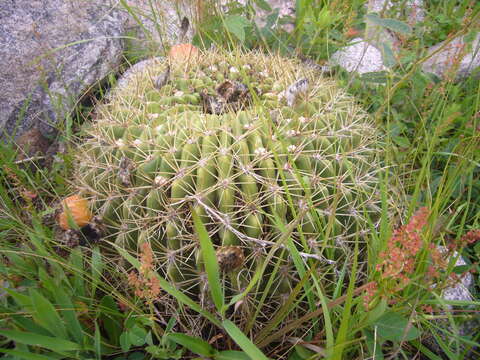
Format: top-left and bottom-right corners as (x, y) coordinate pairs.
(77, 51), (388, 329)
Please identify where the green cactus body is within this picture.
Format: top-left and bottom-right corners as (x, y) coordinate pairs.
(76, 51), (394, 330)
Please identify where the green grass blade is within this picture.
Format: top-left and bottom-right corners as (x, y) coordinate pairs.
(37, 268), (57, 297)
(332, 260), (348, 299)
(215, 350), (252, 360)
(53, 286), (84, 345)
(0, 330), (82, 352)
(168, 333), (216, 357)
(69, 249), (85, 298)
(410, 340), (443, 360)
(257, 282), (371, 348)
(222, 320), (269, 360)
(243, 211), (304, 333)
(4, 288), (32, 308)
(332, 235), (359, 359)
(213, 350), (250, 360)
(9, 313), (51, 337)
(91, 246), (104, 297)
(0, 349), (60, 360)
(244, 247), (285, 333)
(275, 212), (316, 311)
(254, 265), (315, 344)
(314, 284), (334, 356)
(113, 242), (221, 327)
(94, 321), (101, 360)
(226, 264), (263, 308)
(99, 295), (122, 346)
(30, 289), (68, 340)
(257, 212), (326, 345)
(192, 208), (224, 314)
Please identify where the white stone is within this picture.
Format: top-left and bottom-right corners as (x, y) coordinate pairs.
(439, 247), (474, 304)
(114, 57), (164, 92)
(422, 32), (480, 80)
(330, 38), (387, 74)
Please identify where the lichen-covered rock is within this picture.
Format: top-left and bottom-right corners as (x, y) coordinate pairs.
(423, 247), (479, 359)
(121, 0), (196, 52)
(422, 32), (480, 80)
(0, 0), (127, 140)
(75, 50), (396, 331)
(440, 248), (474, 304)
(330, 38), (387, 74)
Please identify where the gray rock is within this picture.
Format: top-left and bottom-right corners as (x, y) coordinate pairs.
(440, 248), (474, 304)
(422, 32), (480, 80)
(330, 38), (387, 74)
(0, 0), (128, 140)
(121, 0), (196, 52)
(424, 247), (479, 359)
(114, 57), (164, 93)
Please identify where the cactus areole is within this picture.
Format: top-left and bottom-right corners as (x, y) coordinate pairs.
(77, 51), (387, 321)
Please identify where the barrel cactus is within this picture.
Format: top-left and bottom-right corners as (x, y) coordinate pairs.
(76, 51), (390, 324)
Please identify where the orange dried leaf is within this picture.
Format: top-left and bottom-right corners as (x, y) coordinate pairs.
(168, 43), (199, 62)
(58, 195), (92, 230)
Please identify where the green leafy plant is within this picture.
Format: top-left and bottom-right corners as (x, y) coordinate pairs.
(0, 243), (123, 359)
